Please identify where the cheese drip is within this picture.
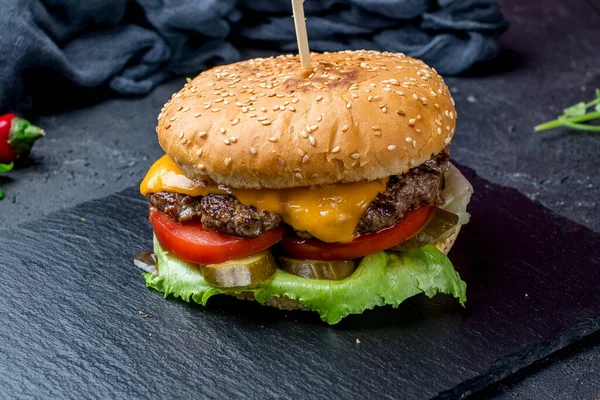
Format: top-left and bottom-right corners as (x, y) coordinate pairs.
(141, 155), (387, 243)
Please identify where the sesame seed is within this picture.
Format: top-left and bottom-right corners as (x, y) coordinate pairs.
(220, 127), (226, 134)
(372, 125), (380, 130)
(445, 137), (452, 144)
(316, 96), (323, 101)
(229, 136), (237, 143)
(235, 102), (243, 107)
(370, 83), (376, 87)
(316, 115), (322, 122)
(269, 137), (278, 142)
(412, 93), (419, 100)
(396, 109), (406, 116)
(331, 146), (340, 153)
(301, 130), (308, 138)
(342, 125), (349, 132)
(261, 107), (267, 112)
(297, 148), (304, 156)
(352, 93), (358, 98)
(224, 139), (230, 145)
(302, 154), (309, 164)
(374, 95), (381, 101)
(446, 126), (452, 131)
(278, 157), (285, 166)
(295, 173), (304, 180)
(415, 128), (421, 133)
(405, 137), (413, 142)
(292, 98), (299, 104)
(449, 111), (454, 120)
(416, 114), (422, 120)
(194, 112), (201, 118)
(395, 91), (404, 96)
(178, 131), (185, 139)
(384, 87), (392, 92)
(368, 96), (374, 102)
(272, 105), (279, 111)
(382, 107), (387, 113)
(288, 106), (296, 112)
(180, 138), (187, 144)
(249, 147), (257, 155)
(169, 116), (177, 121)
(224, 158), (232, 166)
(261, 120), (272, 126)
(196, 148), (203, 156)
(412, 140), (417, 149)
(408, 118), (416, 126)
(435, 119), (442, 126)
(211, 108), (220, 112)
(214, 98), (224, 103)
(309, 136), (316, 146)
(346, 103), (352, 109)
(198, 131), (207, 137)
(387, 145), (396, 151)
(309, 125), (318, 132)
(279, 105), (285, 111)
(351, 153), (360, 160)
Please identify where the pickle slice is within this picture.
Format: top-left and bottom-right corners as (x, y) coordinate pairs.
(201, 251), (276, 288)
(390, 207), (459, 251)
(278, 257), (356, 280)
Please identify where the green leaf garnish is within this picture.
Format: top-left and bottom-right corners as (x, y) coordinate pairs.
(563, 102), (587, 117)
(0, 162), (14, 173)
(535, 89), (600, 132)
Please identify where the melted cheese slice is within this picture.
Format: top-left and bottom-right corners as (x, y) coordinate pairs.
(141, 155), (387, 243)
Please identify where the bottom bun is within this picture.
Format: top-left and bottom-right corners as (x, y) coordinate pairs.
(232, 226), (462, 312)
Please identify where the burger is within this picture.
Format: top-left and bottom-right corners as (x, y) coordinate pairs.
(139, 50), (473, 324)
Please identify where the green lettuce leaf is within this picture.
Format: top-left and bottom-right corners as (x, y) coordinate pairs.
(145, 237), (466, 324)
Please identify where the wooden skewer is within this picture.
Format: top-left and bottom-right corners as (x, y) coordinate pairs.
(291, 0), (311, 70)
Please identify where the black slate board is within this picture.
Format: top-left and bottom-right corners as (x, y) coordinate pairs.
(1, 166), (599, 399)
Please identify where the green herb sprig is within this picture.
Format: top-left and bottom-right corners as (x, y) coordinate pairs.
(535, 89), (600, 132)
(0, 162), (14, 200)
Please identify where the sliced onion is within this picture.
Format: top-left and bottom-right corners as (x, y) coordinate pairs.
(440, 164), (473, 225)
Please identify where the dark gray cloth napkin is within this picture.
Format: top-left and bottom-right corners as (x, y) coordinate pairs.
(0, 0), (508, 112)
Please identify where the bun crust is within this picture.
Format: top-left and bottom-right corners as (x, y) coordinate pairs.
(231, 227), (462, 312)
(157, 51), (456, 189)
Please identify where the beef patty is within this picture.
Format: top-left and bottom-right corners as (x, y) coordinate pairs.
(148, 148), (449, 238)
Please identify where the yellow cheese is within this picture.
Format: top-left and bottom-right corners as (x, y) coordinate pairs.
(141, 155), (387, 243)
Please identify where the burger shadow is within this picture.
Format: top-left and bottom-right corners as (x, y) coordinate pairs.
(179, 293), (464, 331)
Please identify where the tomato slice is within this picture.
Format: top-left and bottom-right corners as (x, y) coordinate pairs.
(149, 208), (284, 265)
(280, 205), (434, 261)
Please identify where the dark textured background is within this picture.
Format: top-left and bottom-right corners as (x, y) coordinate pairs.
(1, 0), (599, 398)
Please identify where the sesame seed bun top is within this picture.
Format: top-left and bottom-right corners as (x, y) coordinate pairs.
(156, 50), (456, 189)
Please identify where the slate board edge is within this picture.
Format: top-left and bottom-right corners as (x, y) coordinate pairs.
(3, 180), (599, 398)
(435, 317), (600, 399)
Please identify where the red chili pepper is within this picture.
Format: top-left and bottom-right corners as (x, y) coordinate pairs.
(0, 113), (45, 164)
